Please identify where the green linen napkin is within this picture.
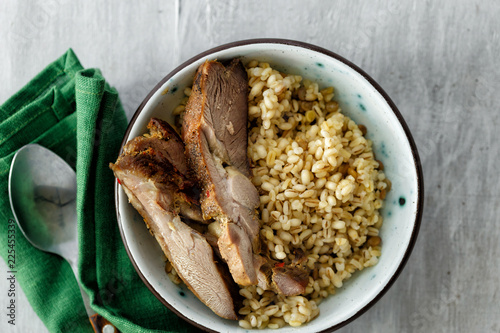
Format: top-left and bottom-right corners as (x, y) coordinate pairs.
(0, 49), (201, 332)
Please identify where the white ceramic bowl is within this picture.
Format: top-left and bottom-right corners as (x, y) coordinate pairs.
(115, 39), (423, 332)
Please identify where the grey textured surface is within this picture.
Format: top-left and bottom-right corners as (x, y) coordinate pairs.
(1, 1), (499, 332)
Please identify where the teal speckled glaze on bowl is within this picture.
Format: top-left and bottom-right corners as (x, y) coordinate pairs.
(115, 39), (423, 333)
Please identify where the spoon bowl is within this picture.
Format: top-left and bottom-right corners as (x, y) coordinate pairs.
(8, 143), (118, 333)
(9, 144), (78, 259)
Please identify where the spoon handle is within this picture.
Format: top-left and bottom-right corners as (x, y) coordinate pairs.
(89, 314), (120, 333)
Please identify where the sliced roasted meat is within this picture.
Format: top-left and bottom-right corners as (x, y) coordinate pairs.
(271, 266), (309, 296)
(183, 59), (311, 294)
(254, 251), (309, 296)
(183, 59), (261, 286)
(110, 118), (239, 320)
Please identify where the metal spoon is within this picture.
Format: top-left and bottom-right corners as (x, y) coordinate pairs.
(8, 144), (118, 333)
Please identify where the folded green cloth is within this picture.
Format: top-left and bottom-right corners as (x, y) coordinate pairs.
(0, 49), (201, 332)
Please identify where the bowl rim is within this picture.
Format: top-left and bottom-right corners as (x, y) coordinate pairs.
(114, 38), (424, 332)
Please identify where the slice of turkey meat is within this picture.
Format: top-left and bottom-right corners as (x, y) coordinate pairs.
(110, 118), (239, 320)
(182, 59), (308, 294)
